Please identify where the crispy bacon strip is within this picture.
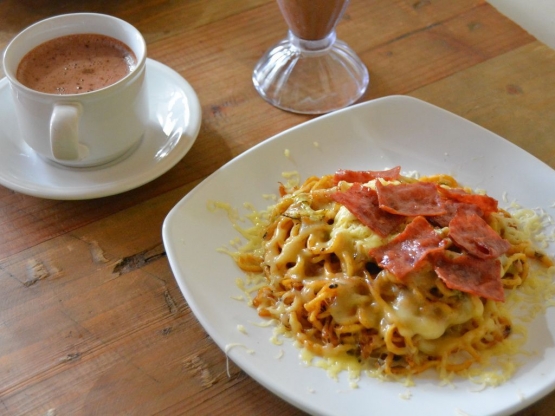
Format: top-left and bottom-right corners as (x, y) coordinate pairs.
(376, 181), (446, 216)
(369, 216), (444, 279)
(331, 183), (404, 237)
(439, 187), (498, 215)
(334, 166), (401, 184)
(332, 167), (510, 301)
(428, 200), (484, 228)
(433, 252), (505, 302)
(449, 212), (511, 259)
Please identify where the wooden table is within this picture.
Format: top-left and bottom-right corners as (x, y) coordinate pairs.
(1, 0), (555, 414)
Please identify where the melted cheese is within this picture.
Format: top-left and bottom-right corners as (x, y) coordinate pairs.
(387, 288), (481, 340)
(331, 206), (386, 250)
(327, 277), (382, 328)
(215, 170), (555, 386)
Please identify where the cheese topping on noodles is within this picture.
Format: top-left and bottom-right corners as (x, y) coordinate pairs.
(214, 168), (555, 384)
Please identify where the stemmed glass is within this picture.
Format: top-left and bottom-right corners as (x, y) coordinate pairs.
(252, 0), (369, 115)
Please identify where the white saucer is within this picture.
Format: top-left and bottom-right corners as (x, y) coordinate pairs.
(0, 58), (202, 200)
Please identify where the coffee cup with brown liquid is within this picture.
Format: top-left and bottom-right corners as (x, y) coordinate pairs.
(3, 13), (148, 167)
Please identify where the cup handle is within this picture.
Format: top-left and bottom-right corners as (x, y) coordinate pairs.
(50, 102), (83, 161)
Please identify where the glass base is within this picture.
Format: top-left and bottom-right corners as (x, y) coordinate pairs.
(252, 31), (369, 115)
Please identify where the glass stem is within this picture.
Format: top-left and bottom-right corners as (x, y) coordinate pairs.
(289, 30), (337, 54)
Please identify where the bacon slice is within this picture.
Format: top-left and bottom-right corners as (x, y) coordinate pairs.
(433, 252), (505, 302)
(369, 216), (444, 279)
(449, 212), (511, 259)
(376, 181), (446, 216)
(439, 187), (498, 215)
(331, 167), (509, 301)
(334, 166), (401, 184)
(331, 183), (404, 237)
(429, 200), (484, 228)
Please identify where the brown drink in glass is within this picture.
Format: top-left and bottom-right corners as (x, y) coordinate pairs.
(277, 0), (349, 41)
(253, 0), (369, 114)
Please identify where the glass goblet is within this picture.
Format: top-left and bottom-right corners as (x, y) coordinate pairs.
(252, 0), (369, 115)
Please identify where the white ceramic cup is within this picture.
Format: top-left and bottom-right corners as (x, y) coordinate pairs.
(2, 13), (148, 167)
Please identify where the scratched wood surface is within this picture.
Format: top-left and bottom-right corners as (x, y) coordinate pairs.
(1, 0), (555, 415)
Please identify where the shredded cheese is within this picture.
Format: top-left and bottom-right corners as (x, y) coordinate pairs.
(212, 169), (555, 388)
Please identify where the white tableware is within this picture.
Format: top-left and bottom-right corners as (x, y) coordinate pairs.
(0, 58), (201, 200)
(3, 13), (148, 167)
(162, 95), (555, 416)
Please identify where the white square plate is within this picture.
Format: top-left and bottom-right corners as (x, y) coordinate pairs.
(163, 95), (555, 416)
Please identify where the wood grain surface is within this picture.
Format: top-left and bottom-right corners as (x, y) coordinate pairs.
(1, 1), (555, 415)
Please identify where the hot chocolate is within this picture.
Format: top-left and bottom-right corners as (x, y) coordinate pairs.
(277, 0), (349, 41)
(16, 33), (136, 94)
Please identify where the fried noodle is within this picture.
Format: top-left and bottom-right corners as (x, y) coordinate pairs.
(219, 170), (555, 383)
